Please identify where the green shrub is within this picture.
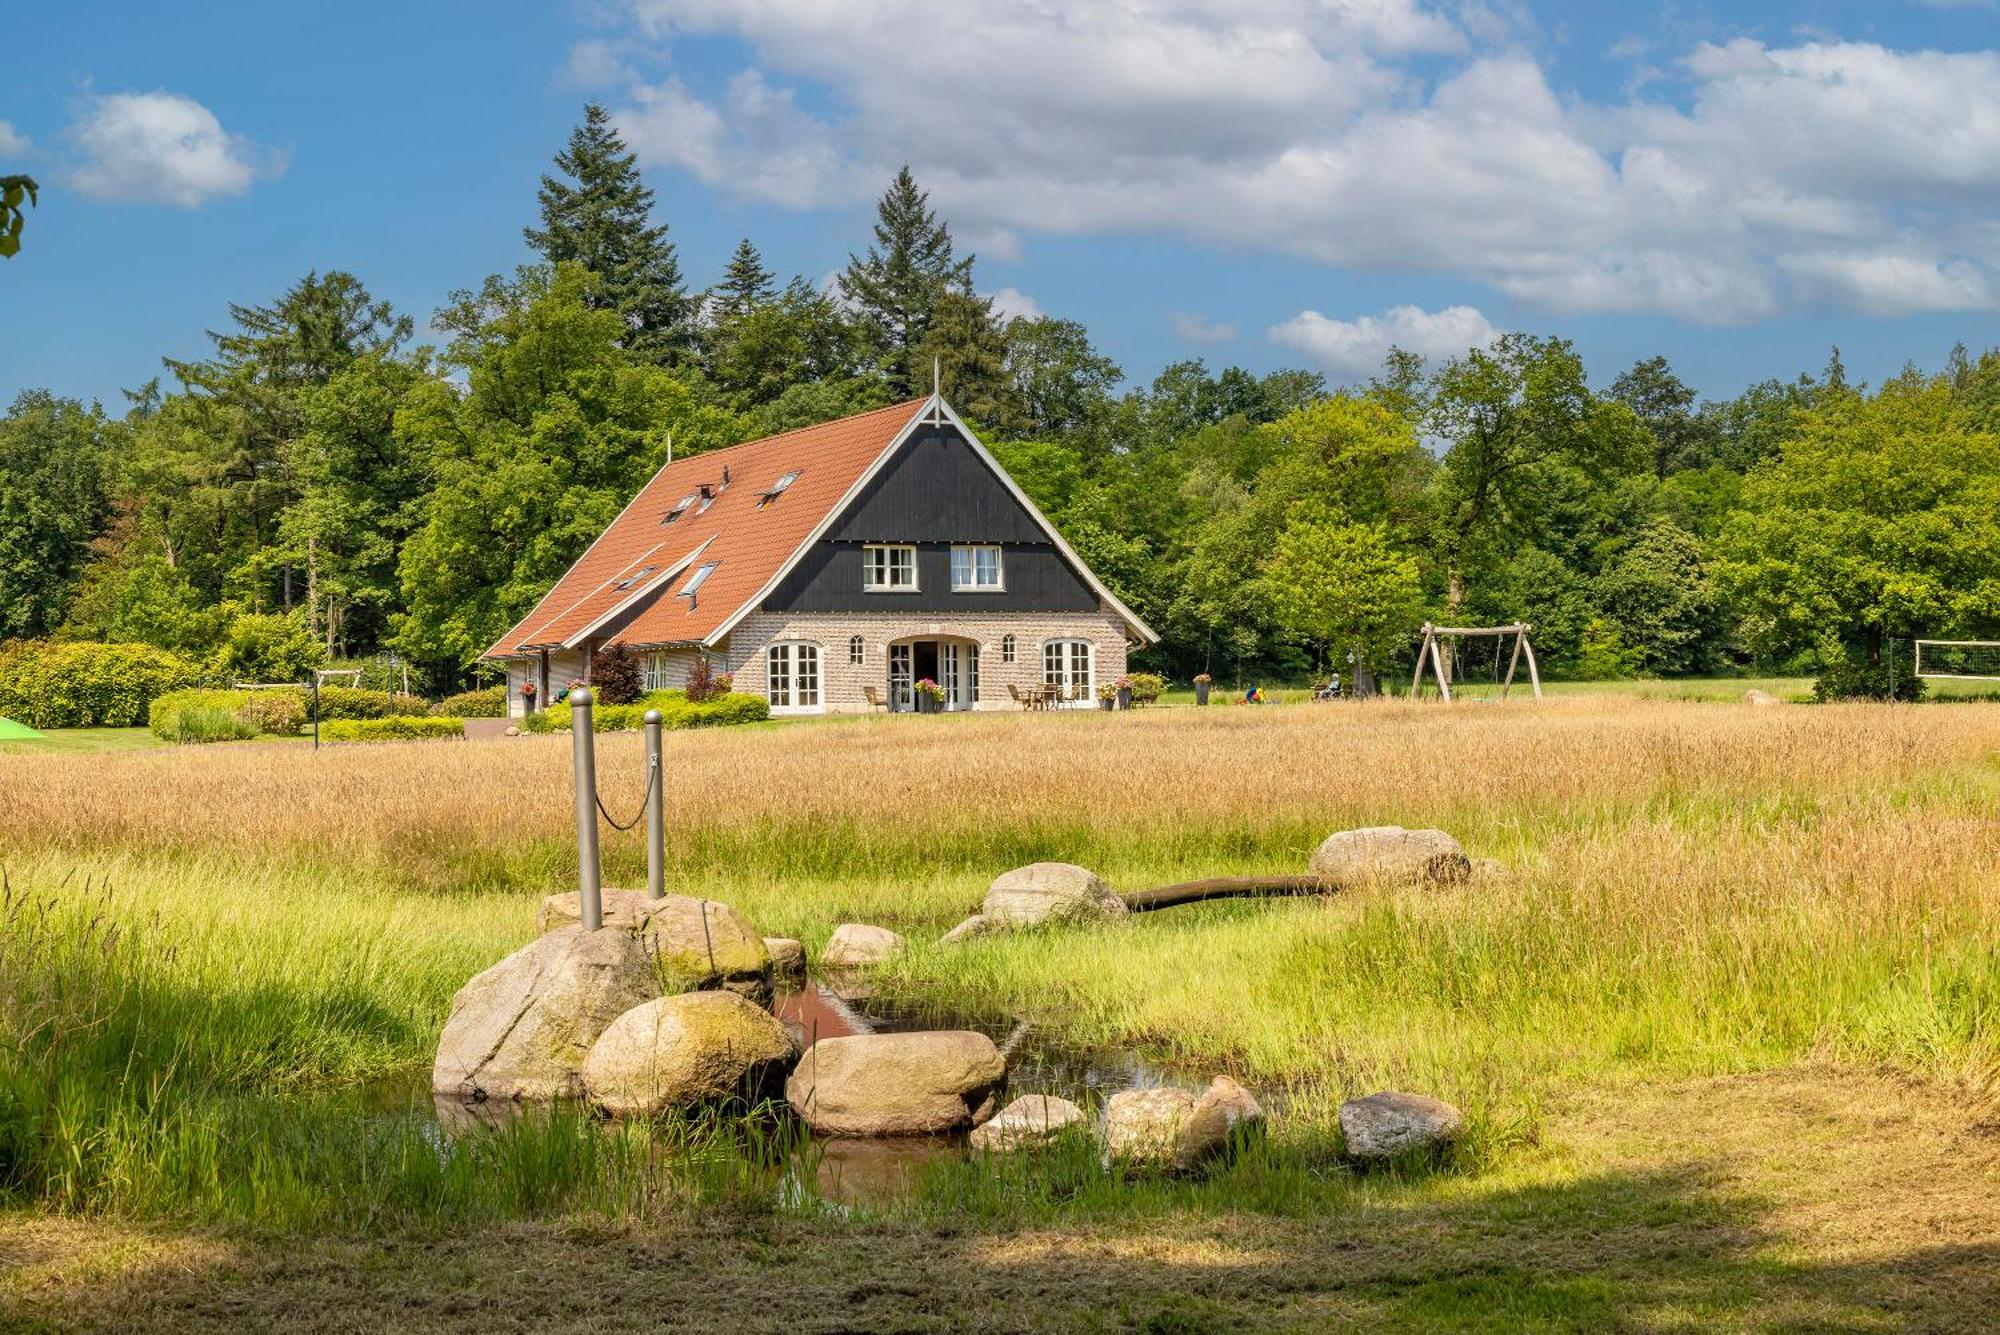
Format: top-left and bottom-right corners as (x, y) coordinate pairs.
(431, 685), (506, 718)
(320, 716), (466, 743)
(209, 610), (325, 684)
(0, 640), (201, 728)
(310, 686), (427, 720)
(148, 688), (308, 742)
(523, 690), (768, 734)
(1127, 672), (1167, 705)
(1813, 641), (1925, 702)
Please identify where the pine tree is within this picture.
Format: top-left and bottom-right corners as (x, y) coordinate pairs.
(839, 166), (975, 396)
(525, 104), (690, 364)
(915, 290), (1013, 430)
(711, 237), (776, 322)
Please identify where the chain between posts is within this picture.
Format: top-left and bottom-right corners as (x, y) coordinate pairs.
(570, 696), (669, 930)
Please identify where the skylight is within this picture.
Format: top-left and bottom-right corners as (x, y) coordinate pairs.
(662, 493), (697, 525)
(680, 562), (717, 596)
(758, 470), (802, 508)
(614, 566), (657, 591)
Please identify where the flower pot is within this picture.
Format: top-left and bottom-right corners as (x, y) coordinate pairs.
(1098, 696), (1114, 711)
(1194, 682), (1210, 706)
(1116, 687), (1132, 710)
(917, 694), (938, 714)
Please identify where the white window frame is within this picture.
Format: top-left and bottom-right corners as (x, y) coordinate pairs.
(862, 544), (918, 592)
(766, 641), (822, 714)
(1042, 638), (1094, 704)
(949, 544), (1004, 592)
(642, 652), (673, 693)
(848, 635), (865, 665)
(1000, 633), (1016, 663)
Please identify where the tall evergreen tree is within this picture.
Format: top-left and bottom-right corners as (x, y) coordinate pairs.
(711, 237), (776, 322)
(525, 104), (690, 364)
(840, 166), (975, 396)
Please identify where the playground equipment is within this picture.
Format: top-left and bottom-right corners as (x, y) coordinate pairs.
(1410, 622), (1542, 701)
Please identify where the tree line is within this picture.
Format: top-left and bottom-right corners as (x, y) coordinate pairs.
(4, 105), (1997, 695)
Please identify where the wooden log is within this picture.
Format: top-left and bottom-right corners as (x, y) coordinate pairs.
(1120, 875), (1339, 912)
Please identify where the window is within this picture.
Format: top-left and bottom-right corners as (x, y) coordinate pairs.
(863, 544), (917, 591)
(662, 493), (697, 525)
(848, 635), (865, 665)
(766, 641), (821, 712)
(680, 562), (718, 596)
(950, 545), (1003, 591)
(1001, 633), (1016, 663)
(1043, 639), (1093, 701)
(759, 470), (802, 508)
(642, 652), (673, 693)
(614, 566), (656, 591)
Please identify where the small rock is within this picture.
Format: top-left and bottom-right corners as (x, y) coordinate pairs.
(939, 914), (999, 945)
(786, 1031), (1005, 1136)
(1308, 827), (1470, 886)
(969, 1094), (1087, 1151)
(1104, 1076), (1263, 1171)
(432, 926), (659, 1102)
(820, 922), (907, 968)
(763, 937), (808, 985)
(983, 862), (1127, 928)
(1467, 856), (1508, 884)
(539, 890), (771, 1000)
(1744, 688), (1783, 707)
(504, 725), (520, 737)
(581, 990), (797, 1116)
(1339, 1090), (1464, 1164)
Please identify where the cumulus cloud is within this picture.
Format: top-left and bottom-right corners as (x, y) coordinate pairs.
(0, 121), (29, 157)
(562, 39), (637, 88)
(1269, 304), (1502, 375)
(588, 4), (2000, 320)
(1170, 312), (1238, 343)
(66, 91), (270, 207)
(987, 286), (1043, 322)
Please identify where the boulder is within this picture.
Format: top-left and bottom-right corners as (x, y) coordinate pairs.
(581, 990), (798, 1116)
(1308, 827), (1470, 886)
(1744, 688), (1783, 707)
(432, 926), (659, 1102)
(786, 1031), (1005, 1136)
(539, 890), (771, 1000)
(1338, 1090), (1464, 1164)
(939, 914), (1000, 945)
(969, 1094), (1087, 1151)
(983, 862), (1127, 928)
(1104, 1077), (1263, 1171)
(504, 726), (520, 737)
(820, 922), (907, 969)
(763, 937), (808, 986)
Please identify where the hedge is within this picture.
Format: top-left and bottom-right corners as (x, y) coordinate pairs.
(523, 690), (769, 734)
(149, 689), (308, 742)
(310, 686), (430, 720)
(320, 716), (466, 743)
(430, 685), (506, 718)
(0, 640), (201, 729)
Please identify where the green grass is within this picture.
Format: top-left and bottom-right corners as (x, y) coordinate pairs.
(0, 727), (171, 755)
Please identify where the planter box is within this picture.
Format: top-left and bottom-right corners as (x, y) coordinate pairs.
(1194, 682), (1210, 706)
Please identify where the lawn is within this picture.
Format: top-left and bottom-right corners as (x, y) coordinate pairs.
(2, 696), (1997, 1331)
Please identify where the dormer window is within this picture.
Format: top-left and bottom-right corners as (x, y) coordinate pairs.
(662, 493), (697, 525)
(758, 470), (801, 509)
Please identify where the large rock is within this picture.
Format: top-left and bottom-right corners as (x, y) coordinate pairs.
(1104, 1077), (1264, 1171)
(539, 889), (771, 999)
(1339, 1090), (1464, 1164)
(763, 937), (808, 986)
(939, 914), (1000, 945)
(433, 926), (659, 1102)
(581, 990), (797, 1116)
(786, 1031), (1005, 1136)
(1308, 827), (1470, 886)
(819, 922), (907, 969)
(983, 862), (1127, 928)
(969, 1094), (1087, 1151)
(1744, 689), (1783, 707)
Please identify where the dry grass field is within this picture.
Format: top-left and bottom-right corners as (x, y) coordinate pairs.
(3, 697), (1998, 1331)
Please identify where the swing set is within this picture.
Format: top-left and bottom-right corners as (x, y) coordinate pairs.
(1409, 621), (1543, 701)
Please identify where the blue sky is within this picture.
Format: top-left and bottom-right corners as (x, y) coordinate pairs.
(6, 1), (2000, 410)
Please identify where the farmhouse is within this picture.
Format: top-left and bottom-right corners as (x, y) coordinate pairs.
(483, 395), (1156, 717)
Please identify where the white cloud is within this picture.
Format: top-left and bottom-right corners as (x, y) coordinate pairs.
(987, 286), (1042, 322)
(562, 39), (637, 88)
(590, 5), (2000, 320)
(1269, 304), (1502, 375)
(1170, 312), (1238, 343)
(0, 121), (30, 157)
(66, 91), (270, 207)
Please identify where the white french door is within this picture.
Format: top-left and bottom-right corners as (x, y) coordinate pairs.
(766, 641), (822, 713)
(940, 642), (978, 711)
(889, 642), (913, 711)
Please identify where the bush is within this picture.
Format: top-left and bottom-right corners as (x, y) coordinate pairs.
(1127, 672), (1167, 705)
(431, 685), (505, 718)
(208, 611), (325, 684)
(1813, 641), (1925, 702)
(0, 640), (201, 728)
(684, 655), (723, 703)
(523, 690), (769, 734)
(309, 686), (427, 720)
(591, 644), (645, 705)
(148, 688), (308, 743)
(319, 716), (466, 743)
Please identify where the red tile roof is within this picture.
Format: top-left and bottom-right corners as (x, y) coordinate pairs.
(484, 398), (930, 657)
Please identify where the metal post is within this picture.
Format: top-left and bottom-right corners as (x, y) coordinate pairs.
(643, 708), (665, 902)
(571, 687), (603, 930)
(310, 673), (320, 750)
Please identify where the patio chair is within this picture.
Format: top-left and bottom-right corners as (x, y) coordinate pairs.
(862, 685), (889, 712)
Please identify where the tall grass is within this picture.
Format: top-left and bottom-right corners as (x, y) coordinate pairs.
(0, 698), (1996, 1228)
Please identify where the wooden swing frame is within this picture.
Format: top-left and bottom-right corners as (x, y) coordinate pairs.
(1410, 621), (1542, 701)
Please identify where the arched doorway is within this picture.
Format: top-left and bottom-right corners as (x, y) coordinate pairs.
(886, 635), (981, 712)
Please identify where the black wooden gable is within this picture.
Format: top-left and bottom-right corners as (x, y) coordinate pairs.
(762, 425), (1100, 615)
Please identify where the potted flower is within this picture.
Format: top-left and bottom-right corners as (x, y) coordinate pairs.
(1193, 672), (1212, 706)
(520, 680), (538, 713)
(1097, 682), (1118, 711)
(914, 677), (946, 713)
(1114, 674), (1132, 710)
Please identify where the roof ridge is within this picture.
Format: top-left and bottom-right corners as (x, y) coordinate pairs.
(666, 397), (930, 474)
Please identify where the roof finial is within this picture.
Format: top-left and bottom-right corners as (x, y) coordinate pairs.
(933, 354), (941, 399)
(665, 430), (674, 465)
